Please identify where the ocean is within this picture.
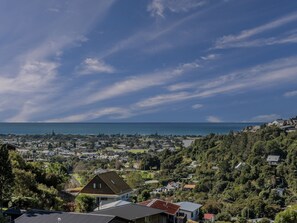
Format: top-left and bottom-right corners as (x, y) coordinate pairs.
(0, 123), (260, 136)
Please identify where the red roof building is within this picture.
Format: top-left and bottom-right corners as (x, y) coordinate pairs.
(139, 199), (180, 216)
(204, 213), (215, 222)
(139, 199), (185, 223)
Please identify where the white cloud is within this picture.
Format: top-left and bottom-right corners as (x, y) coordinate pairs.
(0, 1), (116, 122)
(148, 0), (206, 18)
(85, 61), (199, 105)
(201, 54), (219, 60)
(214, 12), (297, 49)
(46, 107), (131, 122)
(284, 90), (297, 97)
(148, 0), (165, 18)
(135, 92), (190, 108)
(0, 60), (58, 94)
(192, 104), (203, 109)
(101, 7), (205, 58)
(207, 116), (222, 122)
(78, 58), (115, 74)
(167, 82), (195, 91)
(214, 32), (297, 49)
(249, 114), (280, 122)
(136, 56), (297, 113)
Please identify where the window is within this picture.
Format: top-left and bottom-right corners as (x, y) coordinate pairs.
(101, 197), (108, 201)
(93, 183), (96, 189)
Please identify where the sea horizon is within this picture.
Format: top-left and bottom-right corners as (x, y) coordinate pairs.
(0, 122), (262, 136)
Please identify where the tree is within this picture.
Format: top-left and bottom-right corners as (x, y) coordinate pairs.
(75, 195), (95, 212)
(216, 212), (231, 221)
(274, 205), (297, 223)
(0, 144), (14, 212)
(140, 155), (160, 170)
(138, 190), (150, 202)
(126, 171), (143, 188)
(236, 216), (247, 223)
(0, 213), (8, 223)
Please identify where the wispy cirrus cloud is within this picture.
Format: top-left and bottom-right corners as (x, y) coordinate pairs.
(135, 92), (191, 108)
(84, 61), (199, 105)
(147, 0), (206, 18)
(214, 11), (297, 49)
(214, 32), (297, 49)
(201, 53), (219, 60)
(1, 0), (116, 122)
(207, 116), (222, 122)
(77, 57), (115, 75)
(284, 90), (297, 97)
(249, 114), (280, 122)
(192, 104), (203, 109)
(40, 61), (200, 122)
(137, 56), (297, 112)
(30, 49), (297, 122)
(102, 3), (216, 58)
(47, 107), (130, 122)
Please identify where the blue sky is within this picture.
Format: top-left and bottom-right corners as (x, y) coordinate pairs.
(1, 0), (297, 122)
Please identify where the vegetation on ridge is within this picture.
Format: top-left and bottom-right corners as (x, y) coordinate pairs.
(0, 125), (297, 222)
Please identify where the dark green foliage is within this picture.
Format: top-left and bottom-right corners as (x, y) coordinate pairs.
(75, 195), (95, 212)
(0, 144), (14, 211)
(0, 213), (8, 223)
(216, 212), (231, 221)
(126, 171), (144, 188)
(8, 151), (68, 210)
(160, 126), (297, 219)
(274, 205), (297, 223)
(140, 154), (160, 170)
(138, 189), (151, 202)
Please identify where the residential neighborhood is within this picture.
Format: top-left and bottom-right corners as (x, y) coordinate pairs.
(1, 118), (296, 223)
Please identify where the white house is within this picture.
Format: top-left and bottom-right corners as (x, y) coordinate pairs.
(175, 201), (202, 221)
(267, 155), (280, 166)
(79, 171), (133, 206)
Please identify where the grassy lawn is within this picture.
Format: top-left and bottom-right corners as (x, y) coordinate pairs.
(72, 173), (84, 186)
(140, 170), (157, 179)
(128, 149), (147, 154)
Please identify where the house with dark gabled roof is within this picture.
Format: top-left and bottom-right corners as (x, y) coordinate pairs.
(79, 171), (132, 206)
(93, 203), (167, 223)
(14, 210), (129, 223)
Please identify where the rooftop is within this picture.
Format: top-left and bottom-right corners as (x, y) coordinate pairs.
(267, 155), (280, 162)
(14, 210), (119, 223)
(175, 202), (202, 212)
(93, 203), (164, 220)
(139, 199), (180, 216)
(80, 171), (132, 195)
(95, 200), (131, 211)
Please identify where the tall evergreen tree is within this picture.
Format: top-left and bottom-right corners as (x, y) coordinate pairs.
(0, 144), (14, 212)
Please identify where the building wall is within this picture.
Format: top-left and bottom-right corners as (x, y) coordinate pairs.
(96, 191), (131, 206)
(180, 209), (199, 221)
(134, 214), (167, 223)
